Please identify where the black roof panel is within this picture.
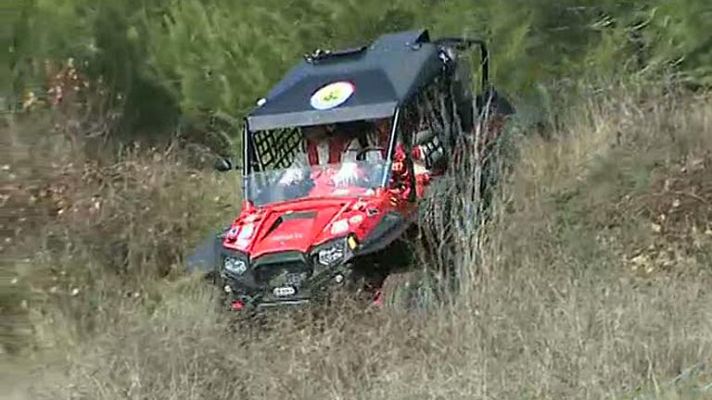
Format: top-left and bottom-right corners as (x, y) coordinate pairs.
(247, 29), (445, 131)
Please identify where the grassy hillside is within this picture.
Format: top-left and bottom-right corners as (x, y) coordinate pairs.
(3, 82), (711, 399)
(3, 1), (712, 399)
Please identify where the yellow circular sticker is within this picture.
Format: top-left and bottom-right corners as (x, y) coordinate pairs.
(310, 81), (355, 110)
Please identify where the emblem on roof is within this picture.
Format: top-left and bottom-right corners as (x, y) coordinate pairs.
(309, 81), (355, 110)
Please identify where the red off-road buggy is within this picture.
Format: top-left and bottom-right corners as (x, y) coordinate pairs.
(203, 29), (514, 312)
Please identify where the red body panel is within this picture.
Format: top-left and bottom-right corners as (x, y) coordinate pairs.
(222, 184), (423, 259)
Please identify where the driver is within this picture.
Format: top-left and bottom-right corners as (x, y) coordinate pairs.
(279, 124), (367, 186)
(291, 124), (366, 167)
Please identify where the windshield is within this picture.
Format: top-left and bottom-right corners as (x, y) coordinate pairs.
(246, 161), (390, 207)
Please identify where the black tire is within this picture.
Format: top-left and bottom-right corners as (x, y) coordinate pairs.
(381, 270), (438, 311)
(416, 176), (459, 282)
(381, 271), (416, 310)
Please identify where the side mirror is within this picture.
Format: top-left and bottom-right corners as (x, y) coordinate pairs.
(214, 158), (233, 172)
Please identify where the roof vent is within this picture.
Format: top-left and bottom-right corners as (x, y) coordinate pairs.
(414, 29), (431, 44)
(304, 45), (367, 64)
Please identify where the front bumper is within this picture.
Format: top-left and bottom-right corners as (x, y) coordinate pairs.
(217, 236), (363, 310)
(218, 253), (355, 311)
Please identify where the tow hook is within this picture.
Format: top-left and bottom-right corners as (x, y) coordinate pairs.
(231, 299), (245, 311)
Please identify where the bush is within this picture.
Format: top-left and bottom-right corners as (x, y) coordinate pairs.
(9, 0), (711, 144)
(1, 111), (238, 354)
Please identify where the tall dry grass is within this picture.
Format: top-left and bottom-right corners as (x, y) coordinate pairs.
(19, 270), (712, 400)
(4, 83), (712, 399)
(1, 110), (237, 357)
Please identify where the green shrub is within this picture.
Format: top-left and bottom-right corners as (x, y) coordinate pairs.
(8, 0), (711, 143)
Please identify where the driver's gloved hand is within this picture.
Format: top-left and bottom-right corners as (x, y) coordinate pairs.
(391, 145), (408, 175)
(333, 162), (359, 185)
(392, 160), (405, 175)
(279, 167), (304, 185)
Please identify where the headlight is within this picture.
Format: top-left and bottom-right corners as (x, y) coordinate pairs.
(224, 256), (247, 275)
(318, 245), (345, 266)
(315, 235), (359, 267)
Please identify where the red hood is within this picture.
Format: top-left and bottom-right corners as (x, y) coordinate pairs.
(223, 197), (375, 258)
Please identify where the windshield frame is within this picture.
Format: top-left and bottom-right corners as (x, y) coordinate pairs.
(242, 108), (401, 202)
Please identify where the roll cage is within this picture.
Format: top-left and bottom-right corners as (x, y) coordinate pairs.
(237, 31), (494, 202)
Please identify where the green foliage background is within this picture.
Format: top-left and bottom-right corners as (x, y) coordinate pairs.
(7, 0), (712, 139)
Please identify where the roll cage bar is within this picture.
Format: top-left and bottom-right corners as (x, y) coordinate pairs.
(433, 37), (490, 92)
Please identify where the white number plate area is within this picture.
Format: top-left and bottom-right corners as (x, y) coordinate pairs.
(273, 286), (296, 297)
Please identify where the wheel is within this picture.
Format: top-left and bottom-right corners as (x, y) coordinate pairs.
(415, 176), (460, 283)
(340, 264), (386, 306)
(379, 270), (439, 311)
(380, 271), (414, 309)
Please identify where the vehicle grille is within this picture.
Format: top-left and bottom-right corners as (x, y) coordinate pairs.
(253, 261), (312, 287)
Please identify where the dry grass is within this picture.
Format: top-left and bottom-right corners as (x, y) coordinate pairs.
(17, 270), (712, 400)
(1, 111), (236, 356)
(3, 83), (712, 399)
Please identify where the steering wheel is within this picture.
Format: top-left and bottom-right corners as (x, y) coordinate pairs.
(354, 146), (385, 161)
